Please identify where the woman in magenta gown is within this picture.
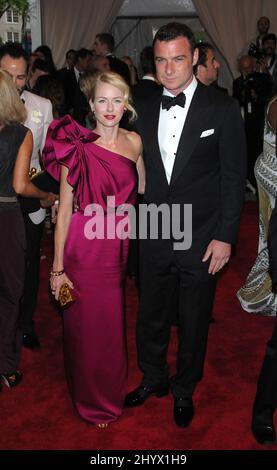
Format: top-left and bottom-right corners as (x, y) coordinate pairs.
(44, 72), (144, 427)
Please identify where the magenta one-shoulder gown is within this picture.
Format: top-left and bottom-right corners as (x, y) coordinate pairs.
(43, 115), (137, 424)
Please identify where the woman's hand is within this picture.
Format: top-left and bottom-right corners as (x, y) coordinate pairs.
(50, 272), (74, 301)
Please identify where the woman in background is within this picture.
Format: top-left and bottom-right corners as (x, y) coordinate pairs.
(0, 69), (55, 390)
(237, 93), (277, 316)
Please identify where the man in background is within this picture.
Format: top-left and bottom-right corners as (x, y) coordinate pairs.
(233, 55), (272, 191)
(194, 42), (220, 87)
(93, 33), (130, 84)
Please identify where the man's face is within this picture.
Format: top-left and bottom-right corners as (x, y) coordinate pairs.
(78, 55), (92, 72)
(263, 39), (276, 57)
(154, 36), (198, 95)
(258, 17), (270, 35)
(201, 48), (220, 85)
(239, 58), (254, 76)
(0, 55), (27, 93)
(93, 39), (107, 56)
(95, 56), (110, 72)
(66, 52), (77, 69)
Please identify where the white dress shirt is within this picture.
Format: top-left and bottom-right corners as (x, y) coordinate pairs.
(74, 66), (82, 83)
(158, 76), (198, 183)
(21, 90), (53, 224)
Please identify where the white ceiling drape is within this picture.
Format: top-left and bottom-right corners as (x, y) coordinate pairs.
(40, 0), (124, 68)
(193, 0), (277, 84)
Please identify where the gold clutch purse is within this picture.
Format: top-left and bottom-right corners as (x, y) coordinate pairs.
(58, 283), (75, 308)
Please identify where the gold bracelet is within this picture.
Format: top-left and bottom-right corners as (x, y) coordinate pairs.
(50, 269), (65, 277)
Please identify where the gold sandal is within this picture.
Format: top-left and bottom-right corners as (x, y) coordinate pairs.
(96, 423), (109, 429)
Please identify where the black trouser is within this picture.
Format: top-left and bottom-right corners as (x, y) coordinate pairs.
(245, 117), (263, 188)
(137, 240), (216, 398)
(252, 315), (277, 425)
(19, 214), (44, 335)
(0, 206), (25, 374)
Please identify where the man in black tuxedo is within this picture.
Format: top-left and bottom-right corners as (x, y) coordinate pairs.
(125, 23), (247, 427)
(127, 46), (161, 281)
(62, 48), (93, 120)
(93, 33), (130, 85)
(132, 46), (161, 102)
(233, 55), (272, 189)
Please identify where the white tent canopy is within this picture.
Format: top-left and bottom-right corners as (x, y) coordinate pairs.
(112, 0), (203, 64)
(38, 0), (277, 90)
(118, 0), (197, 17)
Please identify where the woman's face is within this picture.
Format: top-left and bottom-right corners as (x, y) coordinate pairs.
(91, 81), (125, 128)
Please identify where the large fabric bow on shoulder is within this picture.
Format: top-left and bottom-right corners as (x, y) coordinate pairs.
(42, 115), (98, 203)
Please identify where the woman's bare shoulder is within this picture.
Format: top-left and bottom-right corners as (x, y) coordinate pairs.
(126, 129), (142, 146)
(120, 129), (142, 152)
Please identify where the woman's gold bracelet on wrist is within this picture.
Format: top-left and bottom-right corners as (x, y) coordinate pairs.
(50, 269), (65, 277)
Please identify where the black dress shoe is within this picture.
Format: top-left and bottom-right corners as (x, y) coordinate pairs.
(252, 423), (276, 446)
(1, 370), (22, 388)
(174, 397), (194, 428)
(22, 333), (40, 350)
(124, 384), (169, 408)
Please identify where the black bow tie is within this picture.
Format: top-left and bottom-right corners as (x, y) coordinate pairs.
(161, 92), (186, 110)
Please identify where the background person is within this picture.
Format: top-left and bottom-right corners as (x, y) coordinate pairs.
(0, 69), (55, 388)
(0, 43), (56, 350)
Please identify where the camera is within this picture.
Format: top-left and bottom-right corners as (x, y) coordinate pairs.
(248, 42), (264, 61)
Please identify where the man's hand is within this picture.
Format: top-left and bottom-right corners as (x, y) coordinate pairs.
(40, 192), (58, 208)
(202, 240), (231, 275)
(258, 57), (269, 73)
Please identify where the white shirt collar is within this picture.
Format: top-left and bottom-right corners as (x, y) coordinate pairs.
(142, 75), (156, 81)
(74, 66), (81, 82)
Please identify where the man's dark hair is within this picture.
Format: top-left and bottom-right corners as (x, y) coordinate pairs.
(76, 48), (93, 61)
(96, 33), (115, 52)
(32, 58), (52, 73)
(153, 22), (196, 53)
(140, 46), (155, 75)
(0, 43), (29, 63)
(66, 49), (76, 59)
(262, 33), (277, 45)
(193, 42), (214, 74)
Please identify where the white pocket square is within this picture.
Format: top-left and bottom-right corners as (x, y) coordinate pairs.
(200, 129), (214, 138)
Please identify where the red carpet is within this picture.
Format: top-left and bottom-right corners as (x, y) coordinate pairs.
(1, 201), (276, 450)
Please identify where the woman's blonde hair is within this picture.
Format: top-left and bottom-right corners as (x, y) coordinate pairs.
(0, 68), (27, 125)
(87, 71), (137, 123)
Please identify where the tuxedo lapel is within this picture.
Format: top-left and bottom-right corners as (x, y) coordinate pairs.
(170, 83), (210, 186)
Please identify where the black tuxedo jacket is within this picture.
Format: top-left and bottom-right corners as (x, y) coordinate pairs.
(107, 55), (130, 85)
(135, 81), (247, 266)
(61, 69), (78, 113)
(132, 79), (161, 102)
(233, 72), (272, 120)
